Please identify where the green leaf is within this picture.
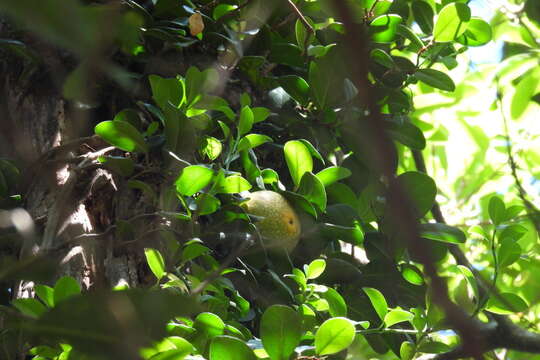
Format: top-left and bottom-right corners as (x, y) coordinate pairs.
(314, 317), (356, 356)
(362, 287), (388, 321)
(394, 171), (437, 218)
(400, 341), (416, 360)
(316, 166), (352, 187)
(194, 312), (225, 336)
(370, 48), (395, 68)
(498, 239), (522, 267)
(252, 107), (271, 123)
(237, 134), (273, 152)
(305, 259), (326, 280)
(53, 276), (81, 305)
(320, 223), (364, 245)
(309, 61), (329, 109)
(299, 139), (324, 164)
(298, 172), (327, 212)
(370, 14), (402, 43)
(260, 305), (302, 360)
(145, 248), (166, 280)
(386, 121), (426, 150)
(284, 140), (313, 189)
(182, 243), (210, 263)
(419, 223), (466, 244)
(456, 17), (492, 47)
(212, 4), (237, 20)
(98, 156), (135, 177)
(401, 264), (424, 286)
(486, 293), (528, 315)
(148, 74), (185, 110)
(175, 165), (214, 196)
(35, 285), (55, 308)
(511, 73), (538, 120)
(210, 335), (256, 360)
(415, 69), (455, 92)
(433, 2), (471, 42)
(199, 136), (222, 161)
(488, 196), (506, 226)
(214, 176), (252, 194)
(94, 120), (149, 153)
(322, 288), (348, 317)
(412, 0), (434, 34)
(196, 193), (221, 215)
(384, 309), (414, 327)
(12, 298), (47, 318)
(278, 75), (310, 106)
(238, 106), (254, 137)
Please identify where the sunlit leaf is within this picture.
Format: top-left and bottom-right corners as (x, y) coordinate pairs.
(433, 3), (471, 42)
(314, 317), (355, 356)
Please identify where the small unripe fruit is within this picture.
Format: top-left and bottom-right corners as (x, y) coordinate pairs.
(241, 190), (301, 253)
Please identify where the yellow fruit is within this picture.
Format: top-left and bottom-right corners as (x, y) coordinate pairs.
(241, 191), (301, 253)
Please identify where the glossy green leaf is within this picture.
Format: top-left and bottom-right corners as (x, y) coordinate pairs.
(94, 120), (149, 153)
(210, 335), (256, 360)
(415, 69), (456, 92)
(412, 0), (434, 34)
(214, 176), (252, 194)
(397, 24), (424, 50)
(384, 309), (414, 327)
(145, 248), (166, 280)
(12, 298), (47, 318)
(394, 171), (437, 218)
(362, 287), (388, 321)
(298, 172), (327, 212)
(488, 196), (506, 226)
(35, 285), (55, 308)
(370, 48), (394, 68)
(238, 106), (254, 137)
(400, 341), (416, 360)
(284, 140), (313, 189)
(260, 305), (302, 360)
(278, 75), (310, 105)
(321, 223), (364, 246)
(175, 165), (214, 196)
(54, 276), (81, 305)
(370, 14), (402, 43)
(456, 17), (492, 46)
(309, 61), (329, 109)
(419, 223), (466, 244)
(194, 312), (225, 339)
(252, 107), (271, 123)
(305, 259), (326, 280)
(237, 134), (273, 152)
(212, 4), (237, 20)
(322, 288), (347, 317)
(316, 166), (352, 187)
(314, 317), (355, 356)
(486, 293), (528, 315)
(199, 136), (222, 161)
(433, 2), (471, 42)
(401, 264), (424, 286)
(196, 193), (221, 215)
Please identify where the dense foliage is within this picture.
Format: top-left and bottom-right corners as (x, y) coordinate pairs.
(1, 0), (540, 359)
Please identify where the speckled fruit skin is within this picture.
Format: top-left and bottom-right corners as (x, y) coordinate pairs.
(242, 191), (301, 253)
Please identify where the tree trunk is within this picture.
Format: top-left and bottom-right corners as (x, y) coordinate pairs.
(0, 33), (157, 300)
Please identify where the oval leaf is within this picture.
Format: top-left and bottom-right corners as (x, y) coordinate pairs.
(210, 335), (256, 360)
(362, 287), (388, 321)
(415, 69), (455, 92)
(284, 140), (313, 189)
(314, 317), (356, 356)
(370, 14), (402, 43)
(94, 120), (148, 153)
(144, 248), (166, 280)
(54, 276), (81, 305)
(260, 305), (302, 360)
(278, 75), (310, 105)
(433, 2), (471, 42)
(384, 309), (414, 327)
(175, 165), (214, 196)
(419, 223), (466, 244)
(305, 259), (326, 280)
(316, 166), (352, 187)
